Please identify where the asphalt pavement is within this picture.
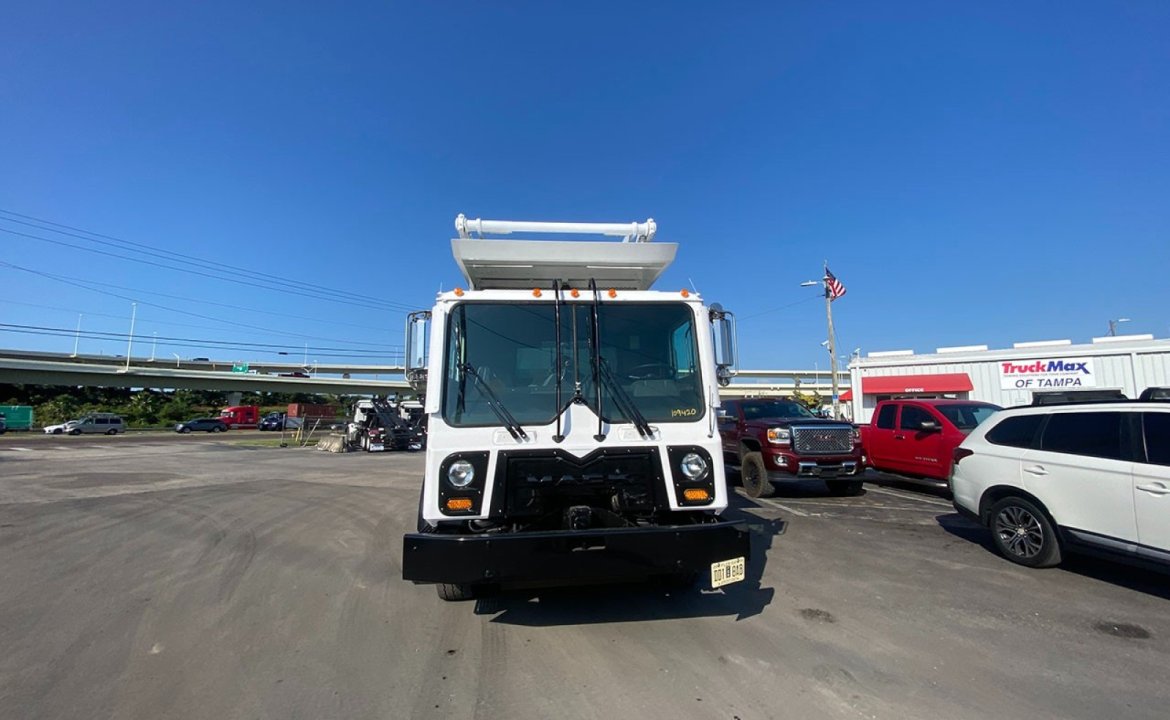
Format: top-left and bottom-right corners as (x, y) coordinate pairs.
(1, 439), (1167, 720)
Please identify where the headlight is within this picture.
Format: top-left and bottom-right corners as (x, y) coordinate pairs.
(767, 427), (791, 444)
(447, 459), (475, 487)
(680, 452), (709, 481)
(852, 427), (861, 443)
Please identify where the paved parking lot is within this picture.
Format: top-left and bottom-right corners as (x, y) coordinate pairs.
(1, 439), (1168, 720)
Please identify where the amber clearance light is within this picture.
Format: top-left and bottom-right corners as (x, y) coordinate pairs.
(682, 488), (710, 502)
(446, 498), (473, 511)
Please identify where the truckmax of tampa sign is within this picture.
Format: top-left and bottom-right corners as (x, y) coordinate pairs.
(998, 358), (1096, 390)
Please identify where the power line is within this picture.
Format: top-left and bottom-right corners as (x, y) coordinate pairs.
(0, 224), (418, 314)
(738, 294), (821, 321)
(0, 261), (402, 349)
(0, 209), (422, 312)
(0, 298), (403, 349)
(0, 274), (402, 348)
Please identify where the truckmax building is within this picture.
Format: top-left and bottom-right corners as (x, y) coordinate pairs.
(846, 334), (1170, 424)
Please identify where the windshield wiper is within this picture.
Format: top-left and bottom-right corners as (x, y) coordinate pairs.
(552, 279), (565, 443)
(589, 279), (605, 441)
(598, 357), (654, 439)
(460, 362), (528, 441)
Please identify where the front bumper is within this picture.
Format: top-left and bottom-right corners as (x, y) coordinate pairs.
(402, 520), (751, 587)
(766, 456), (861, 480)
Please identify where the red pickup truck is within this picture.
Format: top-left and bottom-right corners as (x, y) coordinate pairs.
(719, 398), (864, 497)
(860, 399), (1001, 483)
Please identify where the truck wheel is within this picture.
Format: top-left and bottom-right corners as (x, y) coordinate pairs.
(740, 452), (773, 498)
(827, 480), (864, 496)
(437, 583), (476, 601)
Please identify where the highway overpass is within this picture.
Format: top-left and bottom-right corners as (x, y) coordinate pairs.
(0, 349), (847, 398)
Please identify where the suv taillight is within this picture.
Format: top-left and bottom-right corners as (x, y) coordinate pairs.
(953, 447), (974, 466)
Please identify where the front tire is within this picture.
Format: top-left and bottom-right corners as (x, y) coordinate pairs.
(105, 428), (117, 435)
(437, 583), (476, 601)
(740, 452), (774, 498)
(69, 429), (81, 436)
(989, 496), (1062, 568)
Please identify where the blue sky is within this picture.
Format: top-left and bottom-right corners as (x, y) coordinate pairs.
(2, 1), (1168, 370)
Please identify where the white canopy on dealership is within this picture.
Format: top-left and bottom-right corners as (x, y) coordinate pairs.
(847, 334), (1170, 423)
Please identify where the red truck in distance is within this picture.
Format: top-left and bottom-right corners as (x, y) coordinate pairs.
(219, 405), (261, 429)
(860, 399), (1001, 483)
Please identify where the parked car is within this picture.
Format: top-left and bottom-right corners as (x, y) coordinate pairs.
(951, 401), (1170, 569)
(67, 413), (125, 435)
(719, 398), (864, 497)
(258, 412), (303, 431)
(0, 412), (6, 435)
(175, 418), (229, 433)
(43, 420), (79, 435)
(861, 399), (1001, 483)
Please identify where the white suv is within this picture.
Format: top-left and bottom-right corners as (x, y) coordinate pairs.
(951, 402), (1170, 569)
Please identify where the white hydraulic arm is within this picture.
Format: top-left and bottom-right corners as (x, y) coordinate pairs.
(455, 214), (657, 243)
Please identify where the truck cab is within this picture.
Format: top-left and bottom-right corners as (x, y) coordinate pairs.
(218, 405), (260, 429)
(400, 215), (752, 600)
(862, 399), (1000, 482)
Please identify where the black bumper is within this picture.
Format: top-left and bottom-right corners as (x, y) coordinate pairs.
(402, 520), (751, 587)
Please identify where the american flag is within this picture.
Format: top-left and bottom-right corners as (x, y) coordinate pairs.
(825, 267), (846, 301)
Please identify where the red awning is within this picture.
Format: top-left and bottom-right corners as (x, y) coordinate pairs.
(861, 373), (973, 395)
(839, 390), (853, 402)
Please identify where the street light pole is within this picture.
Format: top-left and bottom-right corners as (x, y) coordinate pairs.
(72, 314), (82, 357)
(1108, 317), (1130, 336)
(124, 302), (137, 371)
(823, 279), (840, 419)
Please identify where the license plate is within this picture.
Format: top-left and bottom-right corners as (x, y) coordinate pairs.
(710, 557), (746, 588)
(368, 443), (384, 452)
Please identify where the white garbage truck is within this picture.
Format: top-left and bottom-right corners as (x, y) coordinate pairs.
(401, 215), (752, 600)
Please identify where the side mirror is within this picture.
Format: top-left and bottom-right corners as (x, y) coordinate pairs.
(919, 420), (941, 432)
(405, 311), (431, 394)
(709, 303), (737, 386)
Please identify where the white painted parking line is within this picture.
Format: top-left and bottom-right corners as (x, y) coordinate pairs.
(866, 485), (953, 508)
(757, 498), (810, 517)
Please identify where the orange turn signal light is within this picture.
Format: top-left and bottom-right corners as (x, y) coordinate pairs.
(682, 488), (710, 502)
(446, 498), (473, 511)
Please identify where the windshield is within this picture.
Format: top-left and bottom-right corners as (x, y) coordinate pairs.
(936, 403), (1001, 431)
(741, 400), (816, 420)
(442, 301), (704, 427)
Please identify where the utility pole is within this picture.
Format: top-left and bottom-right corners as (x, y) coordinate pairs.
(72, 314), (83, 357)
(150, 332), (157, 362)
(823, 275), (840, 420)
(124, 302), (137, 371)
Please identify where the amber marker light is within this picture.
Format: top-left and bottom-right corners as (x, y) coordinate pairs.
(607, 288), (617, 298)
(570, 288), (580, 298)
(532, 288), (542, 297)
(454, 288), (464, 297)
(683, 488), (710, 502)
(680, 289), (690, 298)
(446, 498), (473, 511)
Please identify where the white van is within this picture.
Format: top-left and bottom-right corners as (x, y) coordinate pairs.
(69, 413), (125, 435)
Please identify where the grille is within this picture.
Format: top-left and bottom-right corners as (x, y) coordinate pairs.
(791, 426), (853, 455)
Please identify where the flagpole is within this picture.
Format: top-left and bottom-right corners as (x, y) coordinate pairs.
(824, 266), (840, 419)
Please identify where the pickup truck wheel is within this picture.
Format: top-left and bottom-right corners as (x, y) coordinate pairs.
(437, 583), (476, 601)
(989, 496), (1062, 568)
(827, 480), (864, 496)
(740, 452), (773, 498)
